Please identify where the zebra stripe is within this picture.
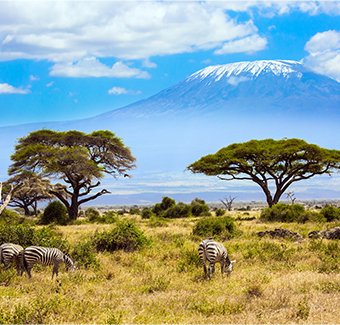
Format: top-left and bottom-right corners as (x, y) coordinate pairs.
(0, 243), (24, 275)
(198, 239), (236, 279)
(22, 246), (76, 279)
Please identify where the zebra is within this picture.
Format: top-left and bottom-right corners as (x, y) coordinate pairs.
(21, 246), (76, 279)
(198, 238), (236, 280)
(0, 243), (24, 275)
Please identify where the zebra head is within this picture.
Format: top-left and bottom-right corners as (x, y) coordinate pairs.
(63, 253), (76, 272)
(225, 260), (236, 276)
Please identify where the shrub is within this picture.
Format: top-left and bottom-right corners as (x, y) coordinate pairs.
(192, 216), (236, 239)
(162, 202), (192, 219)
(142, 208), (155, 219)
(148, 216), (168, 227)
(190, 198), (211, 217)
(260, 203), (306, 223)
(129, 207), (141, 215)
(0, 223), (68, 250)
(92, 220), (149, 252)
(160, 197), (176, 211)
(215, 208), (226, 217)
(85, 207), (100, 222)
(319, 205), (340, 222)
(71, 240), (100, 269)
(102, 211), (117, 223)
(40, 201), (69, 225)
(0, 209), (22, 225)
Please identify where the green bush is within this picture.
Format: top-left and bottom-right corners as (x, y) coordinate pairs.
(71, 240), (100, 269)
(148, 216), (168, 227)
(161, 197), (176, 211)
(0, 223), (68, 250)
(85, 207), (100, 222)
(142, 208), (155, 219)
(192, 216), (236, 239)
(319, 205), (340, 222)
(40, 201), (69, 225)
(0, 209), (22, 225)
(162, 202), (192, 219)
(92, 220), (149, 252)
(102, 211), (117, 224)
(129, 208), (141, 215)
(215, 208), (226, 217)
(260, 203), (306, 223)
(190, 198), (211, 217)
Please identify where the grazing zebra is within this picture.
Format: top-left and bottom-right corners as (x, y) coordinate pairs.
(21, 246), (76, 279)
(198, 239), (236, 280)
(0, 243), (24, 275)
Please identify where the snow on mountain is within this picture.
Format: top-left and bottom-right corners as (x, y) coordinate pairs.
(187, 60), (304, 81)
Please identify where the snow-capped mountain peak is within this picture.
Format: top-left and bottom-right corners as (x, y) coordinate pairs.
(188, 60), (304, 82)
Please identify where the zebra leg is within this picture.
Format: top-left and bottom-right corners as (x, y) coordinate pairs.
(208, 262), (215, 280)
(220, 261), (224, 278)
(52, 264), (59, 279)
(203, 261), (207, 277)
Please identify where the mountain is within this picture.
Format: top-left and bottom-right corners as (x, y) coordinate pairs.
(1, 60), (340, 204)
(98, 59), (340, 119)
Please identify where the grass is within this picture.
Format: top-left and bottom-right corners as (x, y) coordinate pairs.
(1, 210), (340, 323)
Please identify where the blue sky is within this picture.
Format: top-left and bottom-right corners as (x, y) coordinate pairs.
(1, 1), (340, 127)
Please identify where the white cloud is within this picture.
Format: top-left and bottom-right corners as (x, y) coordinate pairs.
(46, 81), (54, 87)
(29, 75), (39, 81)
(0, 83), (30, 94)
(214, 34), (267, 55)
(50, 57), (150, 79)
(0, 2), (261, 64)
(304, 30), (340, 81)
(108, 86), (142, 95)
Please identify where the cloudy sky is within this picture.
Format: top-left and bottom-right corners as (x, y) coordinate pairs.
(1, 0), (340, 126)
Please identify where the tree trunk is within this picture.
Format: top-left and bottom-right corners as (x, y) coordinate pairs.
(68, 193), (80, 221)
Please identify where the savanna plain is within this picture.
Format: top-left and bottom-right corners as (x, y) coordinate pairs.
(1, 207), (340, 324)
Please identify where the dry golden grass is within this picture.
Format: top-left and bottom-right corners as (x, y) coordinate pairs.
(1, 210), (340, 324)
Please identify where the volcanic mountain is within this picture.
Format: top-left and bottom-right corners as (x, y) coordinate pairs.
(1, 60), (340, 203)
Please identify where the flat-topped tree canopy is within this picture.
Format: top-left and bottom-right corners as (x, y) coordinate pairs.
(9, 129), (136, 220)
(187, 138), (340, 207)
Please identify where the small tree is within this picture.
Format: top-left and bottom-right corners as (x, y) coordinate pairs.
(187, 138), (340, 207)
(220, 196), (237, 211)
(9, 129), (136, 221)
(3, 173), (54, 216)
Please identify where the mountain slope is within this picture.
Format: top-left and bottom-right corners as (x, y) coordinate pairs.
(99, 60), (340, 119)
(1, 60), (340, 204)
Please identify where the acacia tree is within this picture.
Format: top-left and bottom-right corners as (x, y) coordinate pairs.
(9, 129), (136, 220)
(187, 138), (340, 207)
(3, 173), (54, 216)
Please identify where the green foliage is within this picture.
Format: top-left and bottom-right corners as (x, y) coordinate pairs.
(160, 197), (176, 210)
(40, 200), (69, 225)
(129, 207), (141, 215)
(215, 208), (226, 217)
(192, 216), (236, 239)
(71, 239), (100, 269)
(92, 220), (149, 252)
(142, 208), (155, 219)
(260, 204), (305, 223)
(148, 216), (168, 227)
(0, 223), (68, 250)
(187, 138), (340, 207)
(190, 198), (211, 217)
(162, 202), (191, 219)
(319, 205), (340, 222)
(0, 208), (21, 225)
(85, 207), (100, 221)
